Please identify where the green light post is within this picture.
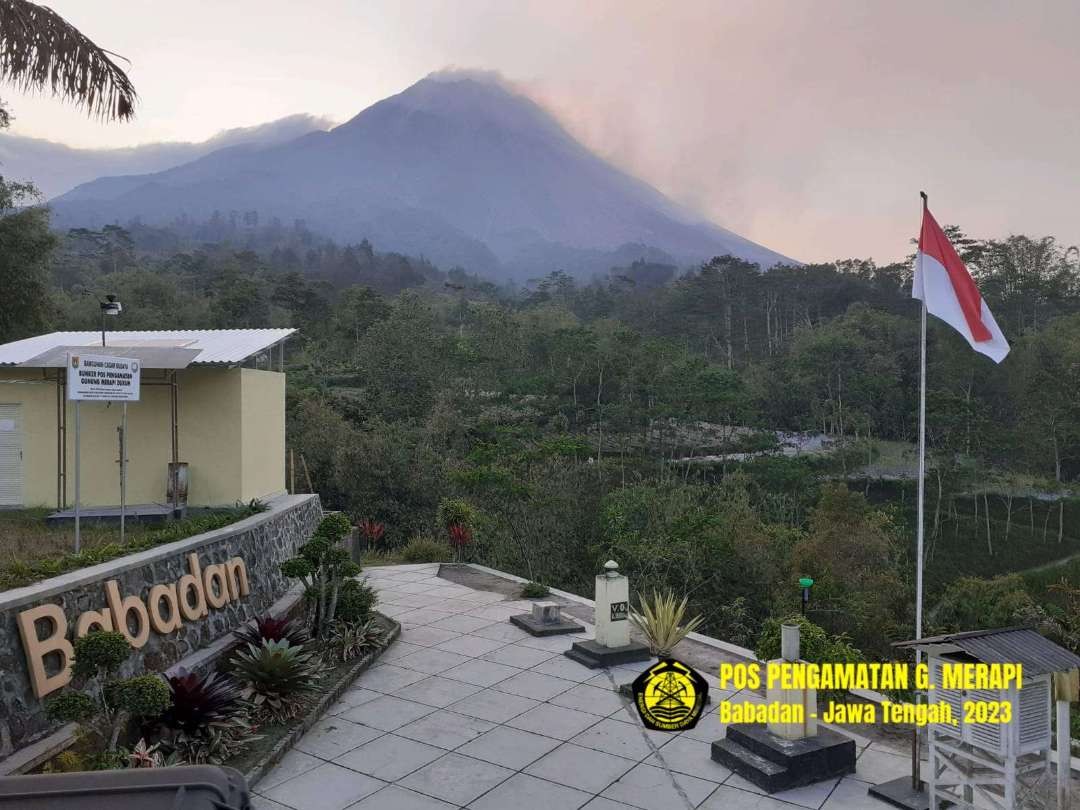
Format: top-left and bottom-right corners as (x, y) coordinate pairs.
(798, 577), (814, 615)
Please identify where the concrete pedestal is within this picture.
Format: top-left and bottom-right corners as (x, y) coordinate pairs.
(866, 777), (931, 810)
(565, 638), (651, 669)
(510, 602), (585, 637)
(711, 724), (856, 794)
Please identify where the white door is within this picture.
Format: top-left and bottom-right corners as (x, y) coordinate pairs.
(0, 404), (23, 506)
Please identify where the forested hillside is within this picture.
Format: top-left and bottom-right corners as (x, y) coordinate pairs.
(6, 187), (1080, 672)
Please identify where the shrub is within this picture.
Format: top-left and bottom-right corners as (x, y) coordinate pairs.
(230, 640), (322, 722)
(521, 581), (549, 598)
(106, 675), (171, 718)
(46, 691), (96, 724)
(159, 669), (244, 735)
(43, 750), (86, 773)
(169, 716), (260, 765)
(328, 618), (387, 662)
(72, 631), (129, 679)
(235, 615), (311, 648)
(358, 518), (386, 548)
(335, 579), (378, 624)
(280, 514), (362, 639)
(401, 536), (452, 563)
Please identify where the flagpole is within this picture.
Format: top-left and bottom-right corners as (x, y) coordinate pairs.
(913, 190), (929, 791)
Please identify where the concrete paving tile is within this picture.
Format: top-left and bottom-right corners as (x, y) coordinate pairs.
(457, 590), (507, 604)
(851, 746), (910, 785)
(517, 634), (583, 652)
(293, 716), (384, 760)
(393, 647), (473, 675)
(649, 735), (732, 783)
(525, 742), (637, 794)
(482, 643), (558, 668)
(447, 687), (540, 723)
(506, 702), (606, 740)
(339, 694), (436, 731)
(470, 621), (533, 642)
(530, 654), (598, 682)
(495, 670), (577, 701)
(600, 761), (717, 810)
(580, 799), (632, 810)
(354, 663), (431, 694)
(251, 795), (293, 810)
(434, 634), (508, 657)
(675, 704), (728, 743)
(442, 658), (523, 687)
(399, 752), (514, 806)
(820, 776), (874, 808)
(435, 598), (486, 614)
(333, 733), (445, 781)
(401, 626), (463, 647)
(457, 725), (563, 770)
(700, 785), (804, 808)
(256, 749), (323, 790)
(379, 640), (426, 662)
(399, 608), (458, 625)
(394, 675), (483, 708)
(550, 683), (630, 717)
(468, 772), (593, 810)
(348, 785), (459, 810)
(571, 716), (665, 761)
(395, 709), (497, 749)
(430, 614), (496, 633)
(725, 773), (840, 808)
(393, 582), (441, 594)
(262, 762), (385, 810)
(332, 687), (386, 711)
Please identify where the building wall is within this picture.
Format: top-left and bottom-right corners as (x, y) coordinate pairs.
(239, 368), (286, 503)
(0, 366), (286, 509)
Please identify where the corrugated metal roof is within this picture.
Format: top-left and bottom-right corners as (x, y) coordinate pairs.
(894, 627), (1080, 677)
(19, 345), (202, 369)
(0, 329), (295, 367)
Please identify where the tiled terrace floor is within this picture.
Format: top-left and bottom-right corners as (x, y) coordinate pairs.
(252, 563), (910, 810)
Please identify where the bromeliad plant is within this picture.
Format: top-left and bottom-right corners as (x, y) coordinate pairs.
(230, 639), (322, 722)
(358, 518), (386, 550)
(328, 617), (387, 663)
(630, 590), (705, 659)
(45, 631), (172, 761)
(235, 614), (311, 648)
(436, 498), (478, 563)
(280, 513), (362, 639)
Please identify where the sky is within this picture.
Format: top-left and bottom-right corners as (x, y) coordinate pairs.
(4, 0), (1079, 263)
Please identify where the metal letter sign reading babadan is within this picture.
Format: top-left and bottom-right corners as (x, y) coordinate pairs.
(67, 353), (141, 401)
(610, 601), (629, 622)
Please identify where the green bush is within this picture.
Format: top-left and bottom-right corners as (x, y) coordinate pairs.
(335, 579), (377, 623)
(315, 512), (352, 541)
(105, 675), (171, 718)
(521, 581), (549, 598)
(328, 618), (387, 662)
(46, 691), (96, 723)
(756, 615), (864, 700)
(401, 536), (452, 563)
(72, 631), (130, 679)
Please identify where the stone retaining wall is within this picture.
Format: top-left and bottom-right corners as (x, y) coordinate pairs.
(0, 494), (321, 759)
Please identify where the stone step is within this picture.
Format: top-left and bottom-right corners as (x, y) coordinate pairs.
(711, 737), (790, 794)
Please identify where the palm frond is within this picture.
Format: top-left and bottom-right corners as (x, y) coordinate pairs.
(0, 0), (136, 120)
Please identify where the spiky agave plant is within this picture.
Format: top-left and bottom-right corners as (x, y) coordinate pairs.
(234, 614), (311, 648)
(230, 640), (322, 722)
(159, 668), (244, 735)
(630, 590), (705, 659)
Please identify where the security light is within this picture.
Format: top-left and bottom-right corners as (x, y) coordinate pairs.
(101, 294), (122, 316)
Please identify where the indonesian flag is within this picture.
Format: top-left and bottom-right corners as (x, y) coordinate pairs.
(912, 204), (1009, 363)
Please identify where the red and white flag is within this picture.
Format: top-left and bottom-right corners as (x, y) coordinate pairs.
(912, 205), (1010, 363)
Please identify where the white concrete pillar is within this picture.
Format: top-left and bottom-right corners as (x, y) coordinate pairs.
(594, 560), (630, 649)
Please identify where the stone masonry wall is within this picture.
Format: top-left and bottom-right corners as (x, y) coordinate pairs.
(0, 493), (322, 758)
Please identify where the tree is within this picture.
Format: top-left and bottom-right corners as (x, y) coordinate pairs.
(0, 177), (55, 341)
(0, 0), (136, 120)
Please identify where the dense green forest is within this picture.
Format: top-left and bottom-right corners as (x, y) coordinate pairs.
(4, 175), (1080, 673)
